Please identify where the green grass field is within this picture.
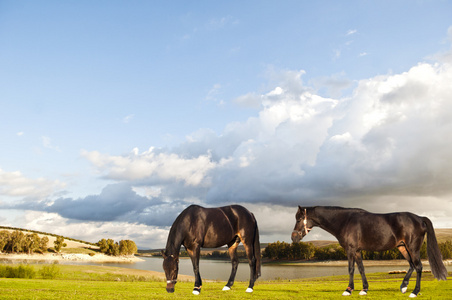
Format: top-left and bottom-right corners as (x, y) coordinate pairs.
(0, 264), (450, 299)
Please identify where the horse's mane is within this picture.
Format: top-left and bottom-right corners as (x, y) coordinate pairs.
(317, 206), (368, 213)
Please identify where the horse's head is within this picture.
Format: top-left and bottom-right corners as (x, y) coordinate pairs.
(162, 251), (179, 293)
(291, 206), (312, 243)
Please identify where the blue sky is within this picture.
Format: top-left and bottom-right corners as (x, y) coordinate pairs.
(1, 1), (452, 248)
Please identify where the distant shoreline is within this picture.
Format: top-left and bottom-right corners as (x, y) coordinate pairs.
(2, 253), (451, 269)
(0, 253), (144, 263)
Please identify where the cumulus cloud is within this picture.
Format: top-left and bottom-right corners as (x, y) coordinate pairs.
(81, 147), (217, 186)
(9, 183), (194, 229)
(5, 42), (452, 245)
(44, 183), (155, 221)
(76, 59), (452, 225)
(19, 211), (169, 248)
(0, 168), (65, 199)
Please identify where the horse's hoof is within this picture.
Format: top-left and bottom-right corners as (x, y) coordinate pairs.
(192, 290), (200, 295)
(409, 293), (417, 298)
(342, 291), (352, 296)
(359, 290), (367, 296)
(246, 288), (253, 293)
(401, 287), (408, 294)
(222, 286), (231, 291)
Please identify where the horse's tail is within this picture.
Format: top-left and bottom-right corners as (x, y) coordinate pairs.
(422, 217), (447, 280)
(252, 213), (261, 279)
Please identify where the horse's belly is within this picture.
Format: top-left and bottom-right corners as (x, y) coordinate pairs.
(202, 235), (234, 248)
(202, 225), (235, 248)
(360, 235), (397, 251)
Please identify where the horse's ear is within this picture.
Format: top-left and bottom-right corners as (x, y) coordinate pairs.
(161, 250), (167, 259)
(298, 205), (303, 211)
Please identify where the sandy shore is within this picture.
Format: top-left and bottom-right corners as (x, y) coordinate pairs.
(0, 252), (144, 263)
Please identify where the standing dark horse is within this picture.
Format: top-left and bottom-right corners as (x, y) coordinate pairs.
(162, 204), (261, 295)
(292, 206), (447, 298)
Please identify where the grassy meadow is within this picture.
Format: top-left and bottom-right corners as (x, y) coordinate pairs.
(0, 264), (450, 299)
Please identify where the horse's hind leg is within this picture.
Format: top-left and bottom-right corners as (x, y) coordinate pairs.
(242, 238), (257, 293)
(398, 243), (423, 297)
(223, 237), (240, 291)
(398, 244), (414, 294)
(410, 251), (423, 297)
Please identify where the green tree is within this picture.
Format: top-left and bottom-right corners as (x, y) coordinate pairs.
(39, 236), (49, 252)
(23, 233), (41, 254)
(106, 239), (119, 256)
(119, 240), (138, 256)
(292, 242), (316, 260)
(0, 230), (10, 252)
(97, 239), (109, 253)
(439, 241), (452, 259)
(7, 231), (25, 253)
(54, 236), (67, 253)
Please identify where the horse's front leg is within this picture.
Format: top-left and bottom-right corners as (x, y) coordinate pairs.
(343, 251), (356, 296)
(355, 251), (369, 295)
(223, 240), (239, 291)
(187, 246), (202, 295)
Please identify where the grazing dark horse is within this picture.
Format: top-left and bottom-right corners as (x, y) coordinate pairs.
(162, 204), (261, 295)
(292, 206), (447, 298)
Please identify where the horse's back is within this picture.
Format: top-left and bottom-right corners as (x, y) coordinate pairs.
(346, 211), (426, 250)
(179, 204), (256, 248)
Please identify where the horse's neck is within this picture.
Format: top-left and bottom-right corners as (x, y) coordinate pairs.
(165, 224), (184, 256)
(313, 207), (351, 238)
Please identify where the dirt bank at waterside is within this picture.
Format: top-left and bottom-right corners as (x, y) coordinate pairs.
(0, 252), (144, 263)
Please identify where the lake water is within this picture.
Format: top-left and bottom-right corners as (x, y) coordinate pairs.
(91, 257), (452, 281)
(4, 256), (450, 281)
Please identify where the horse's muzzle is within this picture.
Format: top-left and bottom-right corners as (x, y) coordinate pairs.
(166, 280), (176, 293)
(291, 230), (304, 243)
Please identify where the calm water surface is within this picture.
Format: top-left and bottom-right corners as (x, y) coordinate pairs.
(4, 257), (450, 281)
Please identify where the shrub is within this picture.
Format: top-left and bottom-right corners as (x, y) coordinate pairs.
(0, 264), (36, 279)
(39, 264), (60, 279)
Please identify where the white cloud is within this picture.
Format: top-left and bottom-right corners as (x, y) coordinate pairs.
(81, 147), (216, 186)
(234, 92), (262, 109)
(7, 40), (452, 247)
(205, 83), (223, 105)
(346, 29), (357, 36)
(41, 136), (61, 152)
(81, 59), (452, 221)
(21, 211), (168, 248)
(0, 168), (65, 198)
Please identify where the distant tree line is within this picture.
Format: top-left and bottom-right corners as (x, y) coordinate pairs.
(0, 226), (97, 246)
(263, 241), (452, 261)
(97, 239), (137, 256)
(0, 230), (49, 254)
(0, 228), (140, 257)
